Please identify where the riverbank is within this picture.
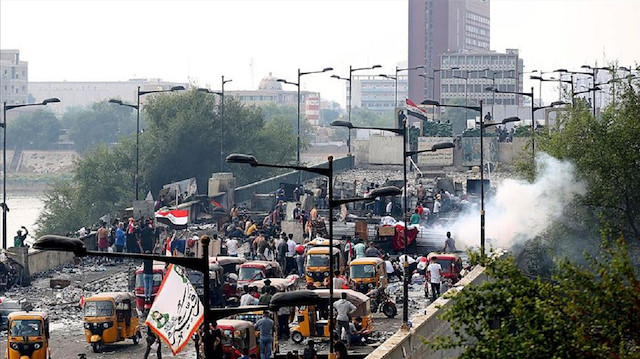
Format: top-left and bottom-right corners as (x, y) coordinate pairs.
(5, 173), (72, 192)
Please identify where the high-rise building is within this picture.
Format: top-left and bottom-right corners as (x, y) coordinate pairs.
(408, 0), (490, 104)
(0, 49), (29, 106)
(349, 74), (408, 115)
(440, 49), (524, 107)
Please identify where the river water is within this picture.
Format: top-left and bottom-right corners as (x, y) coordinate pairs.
(2, 192), (45, 248)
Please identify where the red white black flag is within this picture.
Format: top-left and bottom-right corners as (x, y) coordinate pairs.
(155, 209), (189, 229)
(406, 99), (428, 121)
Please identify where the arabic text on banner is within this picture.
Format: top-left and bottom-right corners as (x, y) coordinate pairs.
(145, 264), (204, 355)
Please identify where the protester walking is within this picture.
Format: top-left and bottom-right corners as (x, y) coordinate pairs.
(254, 311), (275, 359)
(143, 326), (161, 359)
(426, 257), (442, 301)
(333, 292), (356, 347)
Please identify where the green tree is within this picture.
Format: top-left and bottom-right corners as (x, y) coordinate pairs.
(63, 101), (136, 153)
(258, 103), (314, 150)
(537, 82), (640, 238)
(7, 109), (61, 150)
(425, 235), (640, 358)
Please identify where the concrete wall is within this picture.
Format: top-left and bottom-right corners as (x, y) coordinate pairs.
(27, 250), (75, 277)
(366, 265), (489, 359)
(418, 137), (454, 166)
(369, 136), (403, 165)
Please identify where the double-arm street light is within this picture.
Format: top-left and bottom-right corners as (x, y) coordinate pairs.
(109, 85), (185, 200)
(278, 67), (333, 173)
(2, 98), (61, 249)
(226, 153), (400, 357)
(423, 99), (491, 257)
(33, 234), (221, 358)
(531, 74), (573, 103)
(331, 65), (381, 155)
(3, 98), (60, 249)
(485, 86), (539, 158)
(331, 119), (452, 324)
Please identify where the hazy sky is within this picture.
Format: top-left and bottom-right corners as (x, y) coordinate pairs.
(1, 0), (638, 107)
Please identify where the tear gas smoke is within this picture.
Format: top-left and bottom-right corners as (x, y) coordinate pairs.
(441, 153), (586, 250)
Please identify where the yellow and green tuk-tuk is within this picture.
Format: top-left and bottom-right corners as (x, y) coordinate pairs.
(348, 257), (388, 294)
(5, 311), (50, 359)
(83, 292), (141, 353)
(304, 246), (343, 288)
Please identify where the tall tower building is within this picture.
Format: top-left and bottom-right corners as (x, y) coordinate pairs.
(408, 0), (490, 104)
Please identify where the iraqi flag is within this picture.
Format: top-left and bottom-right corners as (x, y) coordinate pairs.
(155, 209), (189, 229)
(406, 99), (428, 122)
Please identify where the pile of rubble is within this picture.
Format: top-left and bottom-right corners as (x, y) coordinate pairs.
(1, 258), (132, 334)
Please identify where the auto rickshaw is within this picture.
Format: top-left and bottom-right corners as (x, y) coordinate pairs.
(348, 257), (388, 294)
(270, 289), (373, 344)
(83, 292), (141, 353)
(217, 320), (259, 359)
(237, 261), (283, 289)
(210, 256), (246, 306)
(426, 252), (462, 283)
(5, 311), (50, 359)
(186, 262), (225, 307)
(304, 246), (344, 288)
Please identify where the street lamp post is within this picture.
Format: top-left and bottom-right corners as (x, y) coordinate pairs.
(331, 65), (381, 155)
(394, 65), (425, 106)
(2, 98), (60, 249)
(109, 85), (185, 200)
(278, 67), (333, 173)
(220, 76), (232, 171)
(226, 153), (400, 357)
(33, 234), (223, 358)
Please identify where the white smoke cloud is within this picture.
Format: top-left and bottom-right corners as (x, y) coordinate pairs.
(444, 153), (587, 250)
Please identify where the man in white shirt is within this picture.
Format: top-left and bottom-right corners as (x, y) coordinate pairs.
(398, 253), (416, 274)
(384, 256), (396, 281)
(240, 285), (259, 306)
(226, 237), (239, 257)
(385, 200), (393, 215)
(333, 292), (356, 347)
(426, 257), (442, 301)
(286, 234), (297, 275)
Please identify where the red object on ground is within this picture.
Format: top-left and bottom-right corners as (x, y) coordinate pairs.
(392, 225), (419, 251)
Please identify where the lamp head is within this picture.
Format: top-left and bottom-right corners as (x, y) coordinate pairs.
(372, 65), (382, 69)
(34, 235), (87, 255)
(581, 65), (591, 69)
(550, 101), (568, 107)
(450, 67), (460, 70)
(421, 100), (440, 106)
(108, 99), (123, 105)
(330, 120), (354, 129)
(170, 85), (186, 91)
(530, 76), (543, 80)
(225, 154), (258, 166)
(484, 86), (498, 92)
(197, 88), (212, 93)
(501, 117), (521, 124)
(367, 186), (402, 198)
(322, 67), (333, 72)
(42, 98), (61, 105)
(555, 68), (568, 73)
(431, 142), (455, 151)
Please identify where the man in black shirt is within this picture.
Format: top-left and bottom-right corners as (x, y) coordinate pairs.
(140, 219), (156, 253)
(211, 320), (223, 358)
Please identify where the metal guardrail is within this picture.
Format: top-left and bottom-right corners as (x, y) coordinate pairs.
(233, 155), (354, 204)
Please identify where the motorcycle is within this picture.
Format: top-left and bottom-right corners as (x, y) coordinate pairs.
(366, 287), (397, 318)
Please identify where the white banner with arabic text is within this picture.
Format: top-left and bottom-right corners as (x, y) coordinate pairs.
(145, 264), (204, 355)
